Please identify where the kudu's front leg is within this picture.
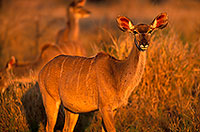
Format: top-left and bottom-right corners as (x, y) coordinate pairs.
(101, 110), (117, 132)
(100, 107), (116, 132)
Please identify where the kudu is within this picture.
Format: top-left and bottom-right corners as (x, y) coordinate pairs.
(56, 0), (90, 56)
(56, 0), (90, 44)
(39, 13), (168, 132)
(0, 43), (66, 93)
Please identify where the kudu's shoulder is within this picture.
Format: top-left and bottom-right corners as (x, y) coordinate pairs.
(95, 52), (112, 60)
(94, 52), (119, 63)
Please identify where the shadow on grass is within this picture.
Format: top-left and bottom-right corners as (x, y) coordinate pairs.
(21, 82), (94, 132)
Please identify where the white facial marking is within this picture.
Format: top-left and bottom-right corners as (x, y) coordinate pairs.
(140, 45), (148, 50)
(152, 19), (157, 28)
(129, 21), (134, 30)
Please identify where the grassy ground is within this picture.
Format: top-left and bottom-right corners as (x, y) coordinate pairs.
(0, 0), (200, 131)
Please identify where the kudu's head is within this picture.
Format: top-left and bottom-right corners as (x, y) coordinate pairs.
(68, 0), (91, 20)
(117, 13), (168, 51)
(0, 56), (17, 92)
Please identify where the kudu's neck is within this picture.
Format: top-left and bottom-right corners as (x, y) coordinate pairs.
(118, 38), (146, 100)
(67, 14), (79, 42)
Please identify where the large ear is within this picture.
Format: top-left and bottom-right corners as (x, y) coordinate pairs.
(116, 16), (134, 32)
(151, 12), (168, 29)
(5, 56), (17, 70)
(76, 0), (86, 7)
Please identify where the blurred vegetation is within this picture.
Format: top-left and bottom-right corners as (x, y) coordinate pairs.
(0, 0), (200, 131)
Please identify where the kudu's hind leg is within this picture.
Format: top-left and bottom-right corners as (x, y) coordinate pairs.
(63, 109), (79, 132)
(41, 90), (61, 132)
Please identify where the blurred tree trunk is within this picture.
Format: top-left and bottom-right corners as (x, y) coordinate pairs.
(0, 0), (11, 10)
(35, 19), (41, 56)
(0, 0), (2, 9)
(150, 0), (167, 5)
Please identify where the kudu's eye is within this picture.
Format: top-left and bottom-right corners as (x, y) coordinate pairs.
(133, 30), (138, 34)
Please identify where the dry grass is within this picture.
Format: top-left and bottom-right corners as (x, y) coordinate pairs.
(0, 0), (200, 131)
(0, 83), (44, 131)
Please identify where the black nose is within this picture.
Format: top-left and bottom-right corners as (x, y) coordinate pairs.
(142, 41), (149, 46)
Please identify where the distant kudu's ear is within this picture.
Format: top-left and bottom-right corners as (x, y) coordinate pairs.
(76, 0), (86, 7)
(6, 56), (17, 70)
(116, 16), (134, 32)
(151, 12), (168, 29)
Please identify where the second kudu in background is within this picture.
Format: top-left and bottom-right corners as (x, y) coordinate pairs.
(0, 43), (66, 93)
(56, 0), (90, 56)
